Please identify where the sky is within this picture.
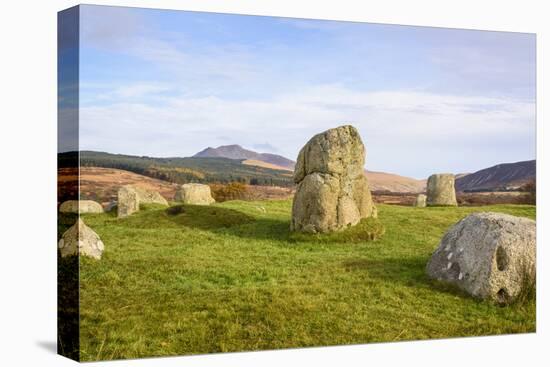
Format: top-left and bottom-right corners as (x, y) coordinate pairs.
(69, 5), (535, 178)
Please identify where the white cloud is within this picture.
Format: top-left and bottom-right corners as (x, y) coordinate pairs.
(79, 85), (535, 178)
(76, 6), (536, 178)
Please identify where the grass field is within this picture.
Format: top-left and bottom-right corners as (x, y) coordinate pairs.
(64, 200), (535, 361)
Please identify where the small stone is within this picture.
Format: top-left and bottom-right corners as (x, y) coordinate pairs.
(117, 185), (168, 218)
(175, 183), (215, 205)
(413, 194), (427, 207)
(59, 200), (103, 214)
(117, 186), (139, 218)
(58, 218), (104, 259)
(132, 185), (169, 206)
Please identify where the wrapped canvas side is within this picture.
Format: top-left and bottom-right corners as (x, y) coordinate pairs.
(57, 5), (80, 362)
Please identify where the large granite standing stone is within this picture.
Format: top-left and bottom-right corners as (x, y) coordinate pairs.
(58, 218), (105, 259)
(175, 183), (215, 205)
(117, 185), (140, 218)
(426, 174), (457, 206)
(426, 212), (536, 304)
(413, 194), (427, 207)
(59, 200), (104, 214)
(291, 125), (377, 233)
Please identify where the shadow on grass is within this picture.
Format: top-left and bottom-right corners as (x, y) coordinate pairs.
(222, 217), (293, 241)
(58, 254), (80, 361)
(58, 213), (78, 237)
(342, 256), (475, 300)
(57, 215), (80, 359)
(112, 202), (390, 245)
(109, 204), (256, 232)
(160, 205), (386, 244)
(164, 204), (258, 231)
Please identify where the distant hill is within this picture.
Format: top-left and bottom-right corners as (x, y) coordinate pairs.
(242, 159), (292, 171)
(59, 167), (179, 205)
(59, 151), (294, 187)
(60, 151), (534, 194)
(366, 170), (426, 193)
(59, 150), (433, 193)
(456, 160), (535, 192)
(194, 145), (295, 170)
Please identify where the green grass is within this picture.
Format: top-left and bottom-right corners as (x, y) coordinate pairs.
(70, 201), (535, 361)
(289, 217), (386, 243)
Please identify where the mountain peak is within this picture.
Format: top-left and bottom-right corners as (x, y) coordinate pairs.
(456, 160), (535, 192)
(193, 144), (295, 170)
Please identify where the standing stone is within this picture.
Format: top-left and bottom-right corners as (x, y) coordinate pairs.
(58, 218), (105, 260)
(116, 185), (168, 218)
(426, 174), (457, 206)
(175, 183), (215, 205)
(291, 125), (377, 233)
(132, 185), (169, 206)
(59, 200), (104, 214)
(413, 194), (427, 207)
(117, 185), (139, 218)
(426, 212), (536, 304)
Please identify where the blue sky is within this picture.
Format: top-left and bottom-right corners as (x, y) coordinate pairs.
(75, 5), (536, 178)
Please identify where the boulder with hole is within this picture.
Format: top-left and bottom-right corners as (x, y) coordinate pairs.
(426, 212), (536, 304)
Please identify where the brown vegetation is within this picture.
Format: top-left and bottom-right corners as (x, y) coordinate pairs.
(58, 167), (179, 206)
(366, 171), (426, 193)
(519, 179), (536, 205)
(209, 182), (248, 202)
(372, 191), (417, 205)
(456, 191), (534, 206)
(61, 166), (535, 207)
(60, 167), (296, 206)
